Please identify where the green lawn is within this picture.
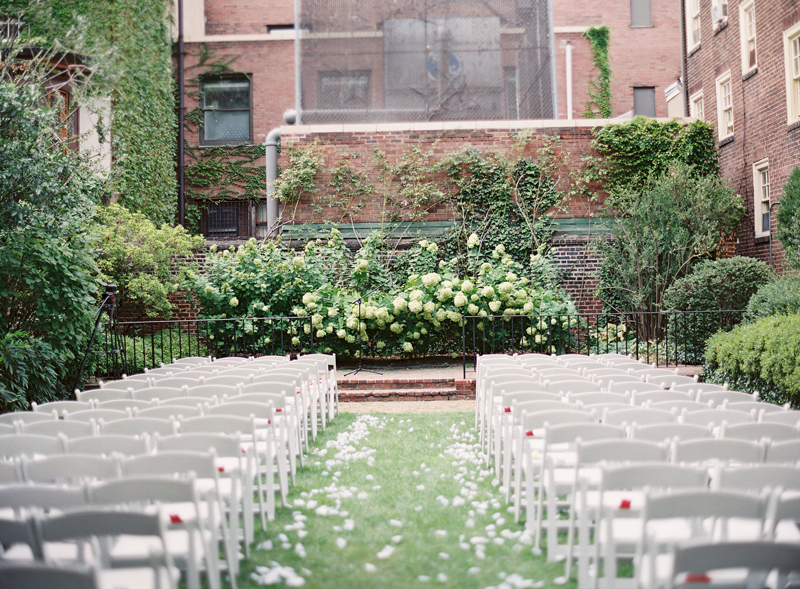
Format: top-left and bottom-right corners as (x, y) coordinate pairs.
(236, 411), (576, 589)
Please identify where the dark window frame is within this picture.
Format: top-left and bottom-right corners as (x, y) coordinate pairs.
(199, 74), (253, 147)
(633, 86), (657, 117)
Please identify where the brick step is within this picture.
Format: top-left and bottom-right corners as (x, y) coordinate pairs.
(338, 378), (455, 391)
(339, 388), (474, 403)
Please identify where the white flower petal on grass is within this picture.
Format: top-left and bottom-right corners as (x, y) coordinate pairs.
(389, 519), (403, 527)
(459, 542), (470, 550)
(373, 485), (382, 490)
(335, 538), (347, 549)
(306, 500), (318, 510)
(282, 542), (291, 550)
(418, 575), (430, 582)
(434, 530), (447, 538)
(467, 567), (481, 574)
(452, 496), (466, 507)
(391, 535), (403, 543)
(278, 533), (289, 543)
(256, 540), (273, 551)
(493, 537), (505, 545)
(364, 563), (377, 573)
(366, 474), (374, 481)
(438, 552), (449, 559)
(297, 530), (308, 539)
(416, 485), (425, 491)
(376, 545), (395, 559)
(437, 573), (448, 583)
(357, 492), (368, 499)
(415, 506), (423, 511)
(294, 499), (305, 507)
(465, 518), (475, 528)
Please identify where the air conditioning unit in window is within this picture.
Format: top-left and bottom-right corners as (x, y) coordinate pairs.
(711, 2), (728, 24)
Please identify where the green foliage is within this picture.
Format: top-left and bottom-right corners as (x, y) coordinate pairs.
(0, 0), (178, 224)
(0, 81), (100, 372)
(0, 331), (61, 412)
(184, 232), (578, 358)
(664, 257), (773, 312)
(776, 166), (800, 269)
(596, 163), (746, 336)
(592, 118), (719, 197)
(583, 26), (612, 118)
(93, 204), (204, 317)
(704, 313), (800, 407)
(744, 274), (800, 323)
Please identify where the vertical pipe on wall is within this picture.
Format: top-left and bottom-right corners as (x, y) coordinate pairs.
(547, 0), (558, 119)
(679, 0), (689, 117)
(177, 0), (186, 226)
(265, 128), (281, 238)
(294, 0), (302, 124)
(565, 41), (573, 119)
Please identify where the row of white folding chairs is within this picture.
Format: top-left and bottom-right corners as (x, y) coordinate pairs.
(493, 385), (798, 488)
(523, 434), (800, 588)
(505, 408), (800, 562)
(0, 463), (234, 589)
(569, 461), (800, 589)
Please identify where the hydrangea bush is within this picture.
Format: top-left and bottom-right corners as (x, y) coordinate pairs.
(185, 230), (579, 358)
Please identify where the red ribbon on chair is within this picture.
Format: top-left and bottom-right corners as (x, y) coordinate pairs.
(525, 431), (534, 437)
(684, 573), (711, 583)
(504, 407), (511, 413)
(169, 514), (183, 524)
(619, 499), (631, 509)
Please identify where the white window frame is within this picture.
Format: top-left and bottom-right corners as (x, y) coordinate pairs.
(740, 1), (757, 72)
(753, 159), (770, 238)
(690, 90), (704, 120)
(716, 71), (734, 140)
(711, 0), (728, 28)
(686, 0), (701, 51)
(785, 21), (800, 124)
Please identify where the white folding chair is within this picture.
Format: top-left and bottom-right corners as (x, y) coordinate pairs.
(65, 434), (151, 457)
(100, 417), (175, 437)
(761, 410), (800, 427)
(62, 409), (129, 423)
(77, 388), (131, 403)
(149, 377), (204, 390)
(35, 509), (178, 589)
(0, 484), (86, 518)
(629, 422), (712, 443)
(720, 422), (800, 444)
(0, 424), (14, 436)
(0, 562), (100, 589)
(679, 409), (753, 429)
(0, 514), (42, 562)
(293, 356), (336, 424)
(648, 400), (712, 415)
(0, 434), (65, 459)
(545, 380), (601, 395)
(765, 439), (800, 464)
(606, 382), (665, 395)
(591, 465), (712, 589)
(0, 412), (55, 426)
(247, 376), (309, 452)
(99, 378), (152, 391)
(201, 375), (251, 388)
(672, 438), (765, 465)
(662, 541), (800, 589)
(19, 420), (96, 439)
(602, 408), (675, 428)
(630, 390), (694, 406)
(89, 476), (222, 589)
(670, 382), (728, 394)
(297, 352), (338, 420)
(644, 374), (698, 388)
(184, 384), (240, 402)
(132, 387), (188, 403)
(31, 401), (94, 414)
(722, 401), (782, 415)
(0, 460), (21, 484)
(477, 363), (532, 448)
(95, 399), (153, 412)
(696, 390), (755, 406)
(716, 464), (800, 493)
(134, 405), (203, 420)
(21, 454), (119, 485)
(766, 493), (800, 543)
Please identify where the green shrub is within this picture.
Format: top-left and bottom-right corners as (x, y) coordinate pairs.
(744, 274), (800, 323)
(776, 166), (800, 269)
(703, 313), (800, 407)
(0, 332), (62, 412)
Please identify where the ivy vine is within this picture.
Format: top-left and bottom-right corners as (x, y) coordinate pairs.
(583, 26), (612, 119)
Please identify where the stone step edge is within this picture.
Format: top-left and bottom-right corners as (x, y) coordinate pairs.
(340, 389), (475, 402)
(339, 378), (458, 390)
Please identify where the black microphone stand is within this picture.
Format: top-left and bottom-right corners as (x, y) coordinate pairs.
(344, 273), (393, 377)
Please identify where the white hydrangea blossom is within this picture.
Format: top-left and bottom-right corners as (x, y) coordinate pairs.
(489, 301), (502, 313)
(467, 232), (480, 248)
(408, 301), (423, 314)
(453, 293), (468, 307)
(423, 301), (436, 314)
(410, 289), (425, 301)
(436, 287), (453, 302)
(482, 286), (495, 299)
(421, 273), (441, 288)
(402, 342), (413, 352)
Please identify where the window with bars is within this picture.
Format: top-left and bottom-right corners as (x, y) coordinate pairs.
(691, 91), (704, 120)
(206, 203), (240, 238)
(717, 73), (733, 139)
(318, 71), (371, 110)
(201, 77), (252, 146)
(740, 2), (757, 71)
(753, 160), (770, 238)
(688, 0), (701, 49)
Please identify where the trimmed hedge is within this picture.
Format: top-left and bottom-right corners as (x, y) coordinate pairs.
(744, 274), (800, 323)
(703, 313), (800, 408)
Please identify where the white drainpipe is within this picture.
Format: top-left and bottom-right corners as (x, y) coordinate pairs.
(565, 41), (573, 119)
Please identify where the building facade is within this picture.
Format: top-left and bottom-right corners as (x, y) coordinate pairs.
(176, 0), (683, 239)
(681, 0), (800, 271)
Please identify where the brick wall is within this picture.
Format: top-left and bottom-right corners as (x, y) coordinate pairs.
(552, 234), (605, 315)
(686, 0), (800, 273)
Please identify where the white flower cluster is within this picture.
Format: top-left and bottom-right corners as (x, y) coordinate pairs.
(421, 273), (441, 288)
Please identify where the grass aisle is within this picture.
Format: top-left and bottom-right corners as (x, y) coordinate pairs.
(238, 412), (575, 589)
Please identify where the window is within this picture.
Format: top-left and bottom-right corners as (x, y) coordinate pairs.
(687, 0), (701, 50)
(716, 72), (733, 139)
(206, 203), (240, 238)
(740, 1), (757, 71)
(318, 71), (371, 110)
(201, 77), (251, 146)
(504, 67), (518, 119)
(785, 23), (800, 123)
(711, 0), (728, 27)
(631, 0), (652, 27)
(633, 87), (656, 117)
(753, 160), (770, 238)
(690, 91), (704, 120)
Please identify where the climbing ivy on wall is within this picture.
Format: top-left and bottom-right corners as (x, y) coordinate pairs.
(182, 43), (267, 233)
(583, 26), (612, 119)
(0, 0), (178, 225)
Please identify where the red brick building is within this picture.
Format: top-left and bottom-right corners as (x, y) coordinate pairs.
(176, 0), (683, 239)
(679, 0), (800, 272)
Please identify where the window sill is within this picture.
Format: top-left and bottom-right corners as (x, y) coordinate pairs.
(199, 141), (254, 148)
(788, 119), (800, 133)
(687, 44), (701, 58)
(718, 135), (735, 147)
(713, 19), (728, 36)
(754, 235), (770, 244)
(742, 67), (757, 82)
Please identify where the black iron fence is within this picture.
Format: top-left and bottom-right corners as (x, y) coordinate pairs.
(90, 316), (315, 380)
(460, 310), (745, 378)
